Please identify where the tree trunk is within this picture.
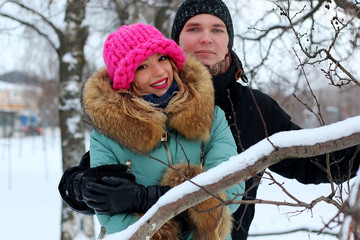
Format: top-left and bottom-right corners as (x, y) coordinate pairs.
(59, 0), (94, 239)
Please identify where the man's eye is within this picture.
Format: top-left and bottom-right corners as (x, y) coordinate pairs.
(188, 27), (199, 32)
(214, 29), (225, 33)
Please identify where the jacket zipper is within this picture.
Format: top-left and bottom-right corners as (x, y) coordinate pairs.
(125, 131), (171, 173)
(126, 159), (132, 173)
(161, 131), (173, 165)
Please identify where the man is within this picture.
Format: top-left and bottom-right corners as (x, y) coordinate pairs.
(59, 0), (360, 239)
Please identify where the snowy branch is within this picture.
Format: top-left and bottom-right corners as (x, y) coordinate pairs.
(103, 116), (360, 240)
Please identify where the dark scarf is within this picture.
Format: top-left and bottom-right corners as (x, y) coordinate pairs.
(207, 53), (232, 77)
(142, 80), (179, 108)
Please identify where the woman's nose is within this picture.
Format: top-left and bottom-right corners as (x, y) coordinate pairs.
(152, 63), (165, 76)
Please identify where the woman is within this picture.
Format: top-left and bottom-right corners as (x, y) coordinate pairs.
(81, 22), (244, 239)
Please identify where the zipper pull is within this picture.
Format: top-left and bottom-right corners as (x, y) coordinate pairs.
(161, 131), (167, 142)
(125, 159), (131, 173)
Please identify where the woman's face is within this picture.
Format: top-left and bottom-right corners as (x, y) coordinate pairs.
(133, 53), (174, 96)
(178, 14), (229, 66)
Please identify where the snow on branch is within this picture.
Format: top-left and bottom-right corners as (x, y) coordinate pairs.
(104, 116), (360, 240)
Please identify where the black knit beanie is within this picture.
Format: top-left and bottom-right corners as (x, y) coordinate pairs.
(171, 0), (234, 49)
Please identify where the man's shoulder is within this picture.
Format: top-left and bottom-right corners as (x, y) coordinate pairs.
(232, 82), (275, 105)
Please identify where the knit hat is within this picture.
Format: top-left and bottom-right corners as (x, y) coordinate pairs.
(103, 23), (186, 90)
(171, 0), (234, 48)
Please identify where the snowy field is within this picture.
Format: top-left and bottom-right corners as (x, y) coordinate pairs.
(0, 129), (346, 240)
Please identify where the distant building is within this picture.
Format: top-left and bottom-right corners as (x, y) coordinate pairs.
(0, 71), (43, 137)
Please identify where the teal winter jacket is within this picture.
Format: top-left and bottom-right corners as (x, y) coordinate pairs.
(82, 56), (245, 238)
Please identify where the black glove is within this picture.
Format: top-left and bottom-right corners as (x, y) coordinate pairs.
(72, 164), (135, 203)
(83, 176), (171, 215)
(58, 165), (94, 215)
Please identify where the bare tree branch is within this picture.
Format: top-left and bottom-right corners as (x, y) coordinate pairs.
(0, 0), (64, 55)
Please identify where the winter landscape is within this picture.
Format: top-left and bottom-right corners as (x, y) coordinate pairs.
(1, 126), (354, 240)
(0, 0), (359, 239)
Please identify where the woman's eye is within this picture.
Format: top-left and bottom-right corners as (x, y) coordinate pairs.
(136, 65), (146, 71)
(159, 55), (169, 61)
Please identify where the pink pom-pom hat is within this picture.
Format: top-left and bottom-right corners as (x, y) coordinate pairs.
(103, 23), (186, 90)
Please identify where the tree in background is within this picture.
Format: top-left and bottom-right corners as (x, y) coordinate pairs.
(0, 0), (179, 239)
(0, 1), (90, 239)
(229, 0), (359, 127)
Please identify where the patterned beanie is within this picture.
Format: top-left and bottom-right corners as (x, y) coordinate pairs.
(103, 23), (186, 90)
(171, 0), (234, 48)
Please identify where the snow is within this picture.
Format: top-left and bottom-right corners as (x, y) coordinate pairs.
(67, 115), (83, 136)
(0, 130), (62, 239)
(1, 116), (359, 239)
(63, 52), (79, 72)
(0, 80), (17, 90)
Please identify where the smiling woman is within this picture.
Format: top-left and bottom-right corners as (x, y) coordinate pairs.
(76, 22), (244, 239)
(133, 54), (174, 97)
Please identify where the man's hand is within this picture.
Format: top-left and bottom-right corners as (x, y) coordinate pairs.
(83, 176), (170, 215)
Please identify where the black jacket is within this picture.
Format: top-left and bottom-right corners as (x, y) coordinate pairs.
(58, 50), (359, 239)
(215, 51), (359, 239)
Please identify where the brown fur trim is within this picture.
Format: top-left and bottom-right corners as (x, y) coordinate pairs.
(81, 55), (214, 152)
(82, 68), (166, 152)
(166, 56), (214, 142)
(152, 164), (233, 240)
(150, 218), (181, 240)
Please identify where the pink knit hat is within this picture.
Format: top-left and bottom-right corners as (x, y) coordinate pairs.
(103, 23), (186, 90)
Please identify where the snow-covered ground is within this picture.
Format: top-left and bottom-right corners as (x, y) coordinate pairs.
(0, 129), (62, 239)
(0, 129), (346, 239)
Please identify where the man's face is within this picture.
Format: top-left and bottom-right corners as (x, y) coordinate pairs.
(178, 14), (229, 66)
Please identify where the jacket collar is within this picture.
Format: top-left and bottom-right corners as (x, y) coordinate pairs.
(212, 50), (243, 106)
(82, 55), (215, 152)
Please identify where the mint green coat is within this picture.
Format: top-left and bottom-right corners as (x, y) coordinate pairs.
(82, 56), (245, 238)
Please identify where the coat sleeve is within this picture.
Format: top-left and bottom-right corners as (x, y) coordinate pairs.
(255, 90), (360, 184)
(203, 106), (245, 213)
(89, 129), (120, 167)
(58, 151), (95, 215)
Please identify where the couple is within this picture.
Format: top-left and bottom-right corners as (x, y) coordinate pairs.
(59, 0), (360, 239)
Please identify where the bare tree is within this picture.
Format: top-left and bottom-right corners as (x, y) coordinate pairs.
(0, 1), (92, 239)
(231, 0), (359, 89)
(103, 0), (181, 36)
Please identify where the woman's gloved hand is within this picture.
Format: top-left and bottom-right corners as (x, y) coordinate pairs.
(83, 176), (171, 215)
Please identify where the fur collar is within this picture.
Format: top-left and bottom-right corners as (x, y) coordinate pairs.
(82, 55), (214, 152)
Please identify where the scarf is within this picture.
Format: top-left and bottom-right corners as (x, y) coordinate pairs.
(207, 53), (232, 77)
(142, 80), (179, 108)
